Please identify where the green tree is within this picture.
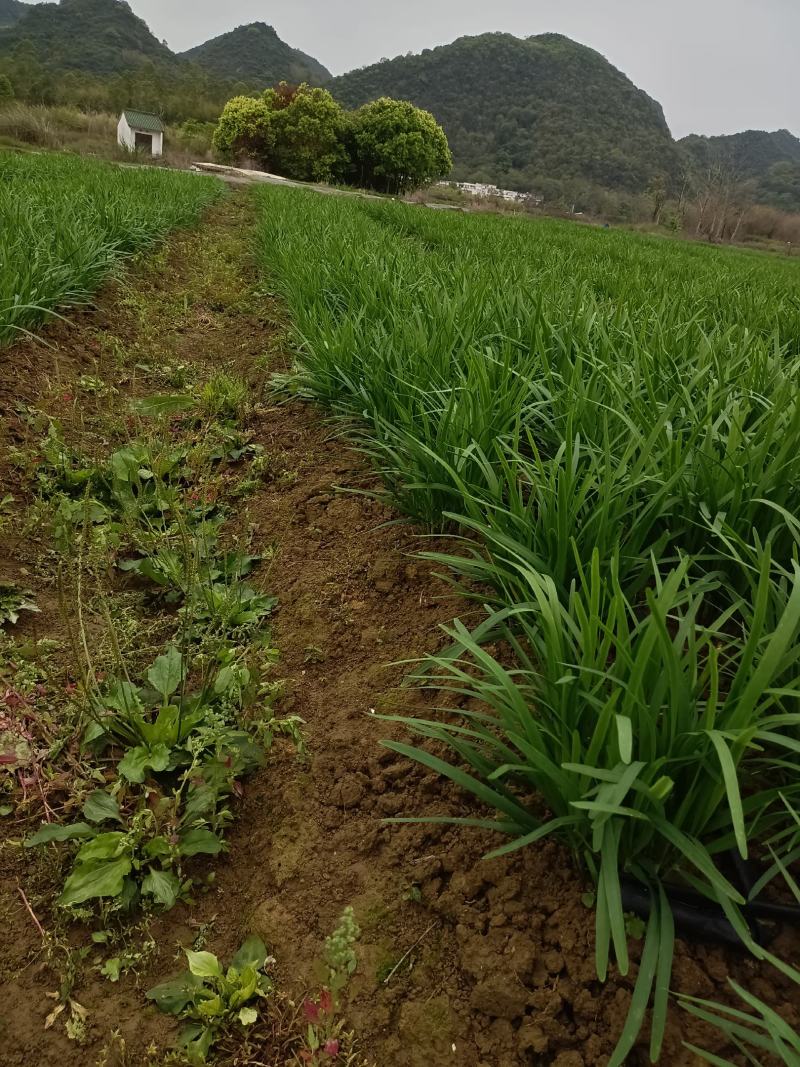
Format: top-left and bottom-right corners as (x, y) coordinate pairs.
(0, 73), (14, 103)
(267, 83), (347, 183)
(759, 161), (800, 213)
(212, 95), (273, 163)
(262, 80), (298, 111)
(646, 174), (667, 224)
(349, 97), (452, 194)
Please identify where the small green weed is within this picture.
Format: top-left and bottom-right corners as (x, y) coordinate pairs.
(200, 374), (248, 422)
(185, 581), (278, 641)
(300, 908), (363, 1064)
(94, 923), (157, 983)
(26, 645), (302, 915)
(0, 583), (39, 626)
(41, 940), (92, 1044)
(320, 907), (361, 1000)
(78, 374), (115, 397)
(0, 493), (14, 533)
(147, 936), (272, 1063)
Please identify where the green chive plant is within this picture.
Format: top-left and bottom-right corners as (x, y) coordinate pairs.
(0, 151), (222, 346)
(256, 184), (800, 1061)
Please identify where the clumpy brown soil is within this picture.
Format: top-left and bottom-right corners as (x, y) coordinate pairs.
(1, 187), (798, 1067)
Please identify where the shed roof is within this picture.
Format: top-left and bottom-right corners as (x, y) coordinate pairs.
(122, 110), (164, 133)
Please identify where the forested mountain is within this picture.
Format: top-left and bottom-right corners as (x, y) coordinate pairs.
(182, 23), (330, 88)
(0, 0), (26, 28)
(680, 129), (800, 177)
(0, 0), (175, 75)
(679, 129), (800, 212)
(329, 32), (683, 195)
(0, 0), (332, 122)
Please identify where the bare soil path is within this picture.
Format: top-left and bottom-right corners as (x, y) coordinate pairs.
(1, 188), (797, 1067)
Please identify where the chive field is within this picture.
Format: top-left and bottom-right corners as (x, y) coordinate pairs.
(258, 186), (800, 1062)
(3, 151), (799, 1061)
(0, 151), (221, 344)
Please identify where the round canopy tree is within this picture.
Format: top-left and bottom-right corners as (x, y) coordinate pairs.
(350, 98), (452, 194)
(212, 96), (273, 164)
(268, 84), (348, 183)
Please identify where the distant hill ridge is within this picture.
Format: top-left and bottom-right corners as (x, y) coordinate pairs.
(0, 0), (329, 85)
(679, 128), (800, 177)
(0, 0), (175, 74)
(181, 23), (330, 88)
(0, 0), (26, 27)
(680, 129), (800, 212)
(328, 32), (683, 194)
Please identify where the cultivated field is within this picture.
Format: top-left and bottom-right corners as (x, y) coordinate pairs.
(0, 153), (220, 344)
(259, 186), (800, 1062)
(1, 155), (800, 1066)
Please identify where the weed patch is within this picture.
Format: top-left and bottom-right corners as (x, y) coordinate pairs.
(0, 187), (375, 1065)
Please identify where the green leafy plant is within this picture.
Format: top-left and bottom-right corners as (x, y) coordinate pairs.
(147, 936), (272, 1063)
(0, 582), (39, 626)
(103, 443), (192, 524)
(26, 645), (298, 914)
(38, 430), (199, 526)
(119, 517), (257, 606)
(37, 430), (223, 563)
(186, 581), (278, 640)
(26, 799), (193, 910)
(36, 424), (100, 498)
(119, 544), (193, 599)
(132, 393), (196, 419)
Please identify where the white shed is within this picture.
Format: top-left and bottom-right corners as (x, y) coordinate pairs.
(117, 110), (164, 157)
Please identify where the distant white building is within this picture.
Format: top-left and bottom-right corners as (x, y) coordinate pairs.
(440, 181), (542, 205)
(117, 110), (164, 157)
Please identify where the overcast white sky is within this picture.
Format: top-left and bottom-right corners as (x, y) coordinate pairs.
(27, 0), (799, 138)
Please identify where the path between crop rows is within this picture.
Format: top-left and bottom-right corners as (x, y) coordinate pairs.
(1, 188), (791, 1067)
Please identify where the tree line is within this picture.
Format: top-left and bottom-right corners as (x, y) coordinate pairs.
(645, 153), (800, 247)
(213, 84), (453, 194)
(0, 42), (245, 124)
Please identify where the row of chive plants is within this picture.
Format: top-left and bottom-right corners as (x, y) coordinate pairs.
(257, 183), (800, 1064)
(0, 151), (222, 345)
